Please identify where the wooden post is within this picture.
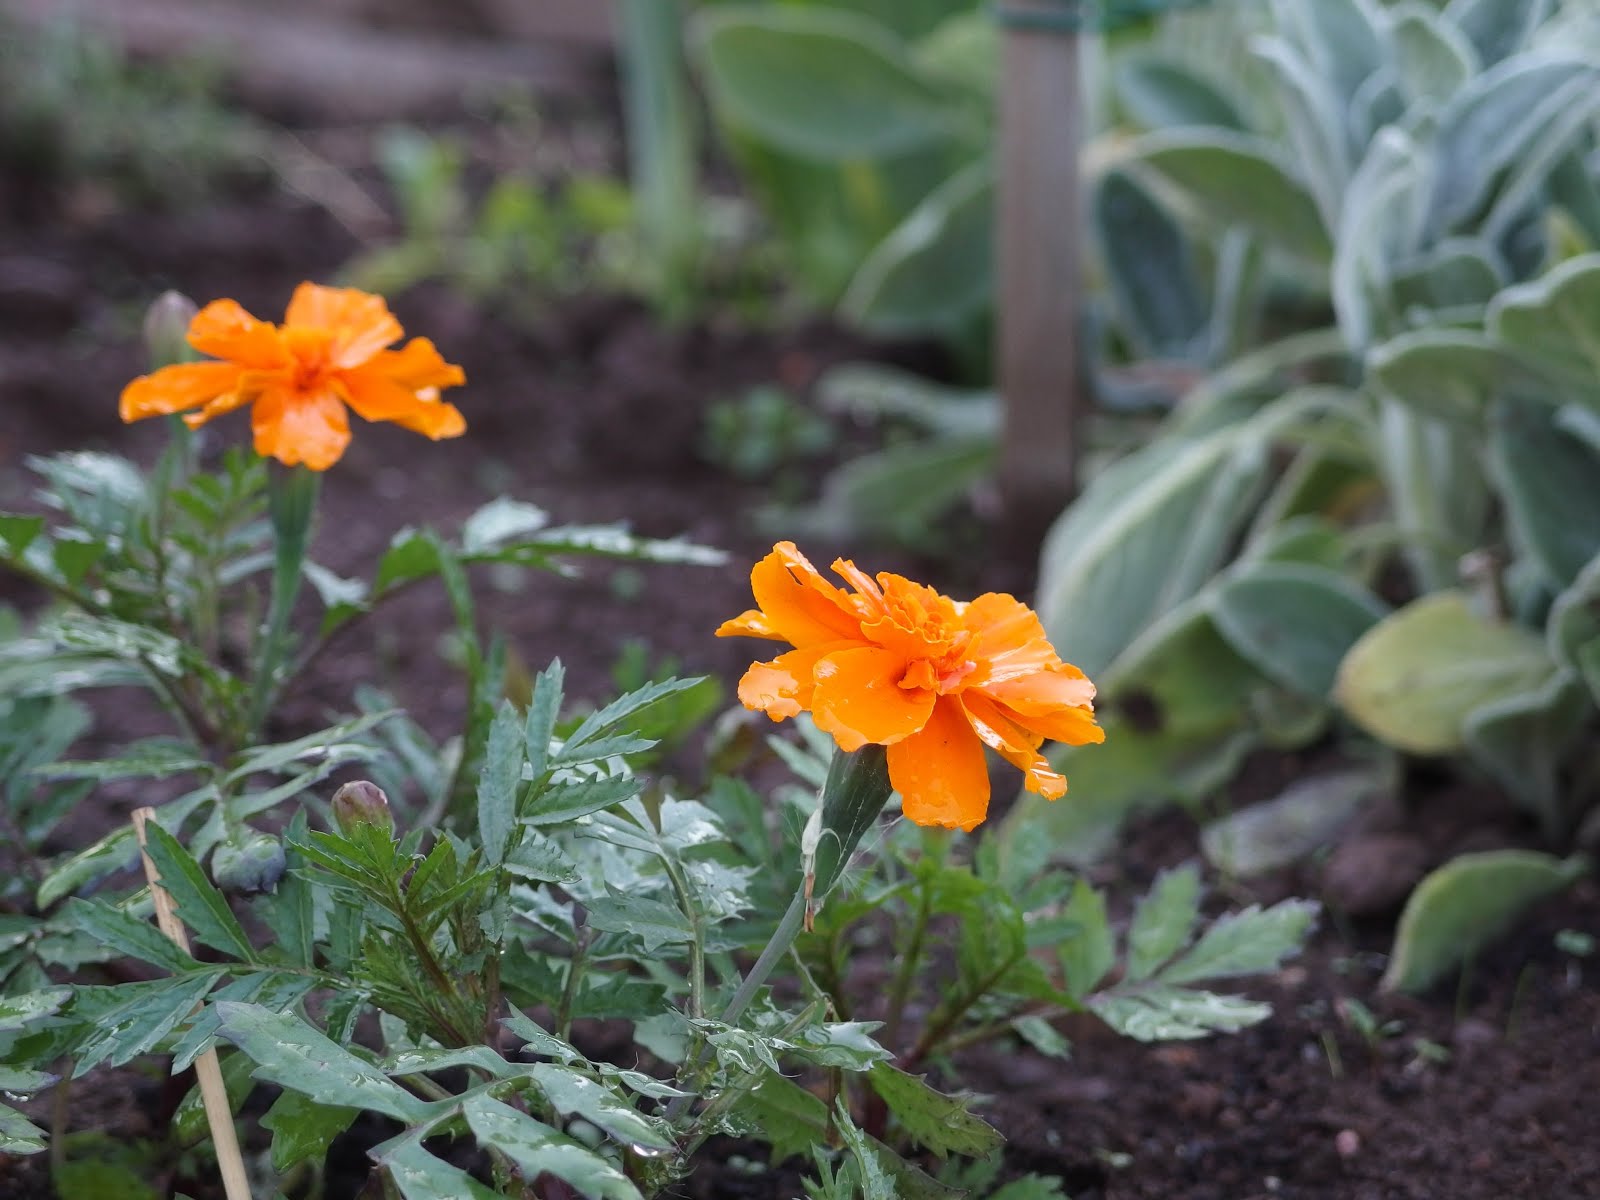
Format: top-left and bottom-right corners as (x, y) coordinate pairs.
(997, 1), (1084, 549)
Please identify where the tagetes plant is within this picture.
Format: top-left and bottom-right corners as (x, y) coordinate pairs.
(120, 282), (466, 470)
(719, 542), (1103, 830)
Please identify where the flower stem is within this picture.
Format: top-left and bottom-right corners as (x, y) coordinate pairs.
(248, 465), (319, 737)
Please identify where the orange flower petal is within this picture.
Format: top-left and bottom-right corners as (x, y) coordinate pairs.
(961, 693), (1068, 800)
(716, 608), (783, 641)
(1005, 700), (1105, 749)
(284, 282), (401, 369)
(336, 370), (465, 439)
(962, 592), (1063, 682)
(981, 663), (1096, 713)
(888, 696), (991, 831)
(120, 362), (245, 422)
(371, 337), (467, 391)
(252, 385), (351, 471)
(811, 645), (935, 752)
(736, 642), (849, 720)
(747, 543), (866, 648)
(187, 299), (288, 369)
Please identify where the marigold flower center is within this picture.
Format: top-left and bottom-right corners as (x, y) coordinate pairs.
(872, 579), (979, 694)
(284, 328), (334, 392)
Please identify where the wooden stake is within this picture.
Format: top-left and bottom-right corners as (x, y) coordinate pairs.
(997, 0), (1085, 548)
(131, 808), (253, 1200)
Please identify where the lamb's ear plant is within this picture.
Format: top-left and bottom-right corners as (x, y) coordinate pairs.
(0, 290), (1320, 1195)
(999, 0), (1600, 989)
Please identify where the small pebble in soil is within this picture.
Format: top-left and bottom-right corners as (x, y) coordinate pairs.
(1336, 1128), (1361, 1158)
(1321, 832), (1430, 916)
(1452, 1017), (1501, 1056)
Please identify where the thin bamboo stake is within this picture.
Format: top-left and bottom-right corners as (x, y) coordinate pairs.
(131, 807), (253, 1200)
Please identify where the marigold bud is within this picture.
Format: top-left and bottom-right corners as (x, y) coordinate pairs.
(212, 831), (287, 894)
(332, 780), (394, 838)
(805, 744), (892, 927)
(142, 290), (198, 370)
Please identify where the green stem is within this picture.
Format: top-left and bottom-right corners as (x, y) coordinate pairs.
(660, 854), (706, 1021)
(248, 466), (319, 737)
(903, 949), (1026, 1071)
(883, 880), (932, 1052)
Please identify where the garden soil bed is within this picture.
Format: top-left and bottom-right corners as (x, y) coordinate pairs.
(2, 59), (1598, 1200)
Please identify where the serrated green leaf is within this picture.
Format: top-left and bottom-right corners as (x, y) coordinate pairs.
(524, 660), (565, 781)
(1058, 878), (1114, 997)
(865, 1063), (1003, 1160)
(502, 1011), (584, 1064)
(504, 832), (581, 885)
(524, 775), (643, 825)
(562, 677), (707, 753)
(141, 824), (256, 962)
(213, 1001), (431, 1123)
(0, 513), (45, 558)
(581, 893), (692, 951)
(74, 971), (221, 1073)
(1091, 986), (1272, 1041)
(1126, 865), (1201, 982)
(1160, 899), (1317, 985)
(529, 1064), (672, 1149)
(741, 1071), (830, 1163)
(478, 702), (522, 866)
(461, 498), (550, 553)
(32, 741), (211, 784)
(0, 1102), (48, 1154)
(61, 898), (197, 974)
(376, 1136), (503, 1200)
(262, 1090), (358, 1172)
(461, 1094), (642, 1200)
(832, 1097), (897, 1200)
(0, 986), (70, 1032)
(1382, 851), (1589, 994)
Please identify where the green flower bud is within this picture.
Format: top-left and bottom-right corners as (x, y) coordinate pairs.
(805, 744), (892, 926)
(332, 780), (394, 838)
(212, 831), (287, 894)
(142, 290), (198, 370)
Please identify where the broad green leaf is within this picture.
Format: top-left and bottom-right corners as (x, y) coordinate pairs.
(1488, 402), (1600, 588)
(478, 702), (522, 866)
(1366, 329), (1527, 424)
(213, 1002), (432, 1123)
(865, 1063), (1003, 1160)
(529, 1064), (672, 1149)
(1389, 4), (1474, 107)
(808, 434), (995, 549)
(1382, 850), (1588, 993)
(61, 898), (197, 974)
(461, 1094), (642, 1200)
(1210, 562), (1386, 698)
(1375, 401), (1492, 592)
(1448, 0), (1551, 66)
(695, 7), (964, 161)
(141, 824), (256, 962)
(1489, 254), (1600, 398)
(1113, 52), (1247, 131)
(842, 162), (992, 334)
(1462, 671), (1588, 836)
(1058, 878), (1114, 997)
(376, 1136), (503, 1200)
(1131, 129), (1331, 263)
(1547, 550), (1600, 678)
(1160, 899), (1317, 985)
(1388, 239), (1506, 317)
(1250, 36), (1350, 232)
(1277, 0), (1384, 104)
(1125, 865), (1201, 981)
(1426, 56), (1600, 238)
(1091, 986), (1272, 1040)
(1201, 768), (1380, 877)
(1093, 167), (1207, 359)
(261, 1091), (357, 1172)
(1037, 422), (1269, 679)
(1334, 592), (1554, 754)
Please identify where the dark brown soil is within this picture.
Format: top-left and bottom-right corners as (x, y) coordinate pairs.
(2, 32), (1597, 1200)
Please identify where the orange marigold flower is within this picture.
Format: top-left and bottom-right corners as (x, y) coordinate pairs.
(718, 542), (1104, 831)
(119, 282), (466, 471)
